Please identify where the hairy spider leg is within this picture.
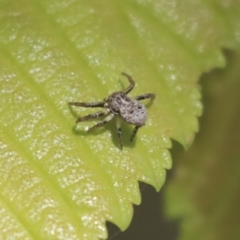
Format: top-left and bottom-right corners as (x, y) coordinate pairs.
(87, 113), (114, 132)
(116, 117), (123, 150)
(130, 125), (141, 142)
(69, 101), (105, 108)
(135, 93), (156, 101)
(121, 72), (135, 94)
(76, 111), (108, 123)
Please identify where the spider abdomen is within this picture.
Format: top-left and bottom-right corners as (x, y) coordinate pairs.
(120, 101), (147, 126)
(108, 92), (147, 126)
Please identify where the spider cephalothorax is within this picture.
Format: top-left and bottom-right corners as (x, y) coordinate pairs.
(69, 72), (155, 150)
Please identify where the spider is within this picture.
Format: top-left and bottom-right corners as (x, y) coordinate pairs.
(69, 72), (155, 150)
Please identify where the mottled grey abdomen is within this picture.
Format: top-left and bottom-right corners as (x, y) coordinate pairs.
(108, 92), (147, 126)
(119, 100), (147, 126)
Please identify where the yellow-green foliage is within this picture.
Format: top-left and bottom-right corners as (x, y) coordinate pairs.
(0, 0), (239, 239)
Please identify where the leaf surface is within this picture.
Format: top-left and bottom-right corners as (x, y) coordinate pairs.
(0, 0), (239, 239)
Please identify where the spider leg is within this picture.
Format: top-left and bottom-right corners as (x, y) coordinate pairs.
(121, 72), (135, 94)
(69, 101), (105, 108)
(130, 125), (141, 142)
(76, 110), (108, 123)
(135, 93), (156, 101)
(87, 113), (114, 132)
(116, 117), (123, 150)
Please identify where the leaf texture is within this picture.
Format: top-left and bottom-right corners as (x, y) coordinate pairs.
(0, 0), (239, 239)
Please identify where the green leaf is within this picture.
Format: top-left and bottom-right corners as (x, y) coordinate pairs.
(0, 0), (239, 239)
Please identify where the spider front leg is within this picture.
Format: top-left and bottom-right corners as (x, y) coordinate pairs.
(87, 113), (114, 132)
(68, 101), (105, 108)
(75, 111), (107, 123)
(135, 93), (156, 101)
(121, 72), (135, 94)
